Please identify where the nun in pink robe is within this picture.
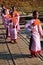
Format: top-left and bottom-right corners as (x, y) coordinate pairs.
(10, 17), (17, 42)
(13, 11), (20, 32)
(25, 18), (43, 56)
(1, 8), (9, 24)
(2, 12), (11, 39)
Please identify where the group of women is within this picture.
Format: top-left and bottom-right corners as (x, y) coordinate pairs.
(1, 5), (43, 57)
(1, 5), (20, 43)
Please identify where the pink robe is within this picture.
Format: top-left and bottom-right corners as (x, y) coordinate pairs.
(16, 16), (20, 32)
(8, 22), (13, 37)
(13, 12), (20, 32)
(25, 19), (43, 55)
(10, 28), (17, 40)
(2, 15), (8, 29)
(2, 14), (9, 29)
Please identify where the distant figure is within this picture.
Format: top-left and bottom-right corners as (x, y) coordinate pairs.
(13, 6), (20, 32)
(1, 5), (9, 16)
(1, 5), (6, 16)
(10, 6), (20, 32)
(25, 10), (43, 57)
(2, 9), (10, 39)
(8, 12), (18, 43)
(10, 6), (15, 13)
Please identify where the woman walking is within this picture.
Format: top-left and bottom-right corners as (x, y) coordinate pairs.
(25, 10), (43, 57)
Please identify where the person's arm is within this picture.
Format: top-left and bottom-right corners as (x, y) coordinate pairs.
(39, 24), (43, 37)
(2, 14), (6, 17)
(6, 9), (9, 14)
(38, 20), (43, 37)
(24, 21), (32, 32)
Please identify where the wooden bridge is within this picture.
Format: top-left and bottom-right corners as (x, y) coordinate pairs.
(0, 16), (43, 65)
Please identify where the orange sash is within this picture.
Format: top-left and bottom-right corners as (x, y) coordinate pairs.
(5, 14), (10, 19)
(12, 17), (17, 25)
(13, 11), (19, 17)
(32, 19), (40, 32)
(32, 19), (40, 26)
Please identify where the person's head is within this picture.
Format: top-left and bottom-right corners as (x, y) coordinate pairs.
(11, 6), (16, 11)
(1, 5), (6, 9)
(33, 10), (39, 19)
(2, 9), (6, 15)
(1, 5), (3, 8)
(12, 6), (14, 10)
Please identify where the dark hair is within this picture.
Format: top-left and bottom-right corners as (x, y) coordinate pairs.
(33, 10), (38, 16)
(12, 6), (14, 9)
(2, 9), (6, 14)
(1, 5), (4, 8)
(11, 6), (15, 13)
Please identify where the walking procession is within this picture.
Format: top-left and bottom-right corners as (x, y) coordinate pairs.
(1, 5), (43, 57)
(1, 5), (20, 43)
